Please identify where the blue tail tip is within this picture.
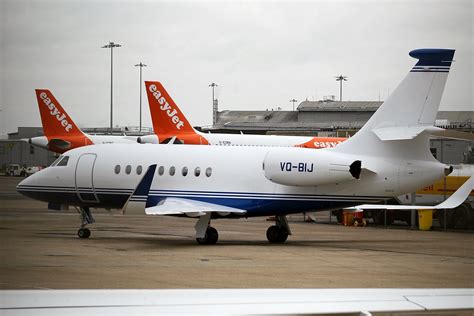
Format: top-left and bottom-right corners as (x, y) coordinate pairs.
(410, 48), (455, 67)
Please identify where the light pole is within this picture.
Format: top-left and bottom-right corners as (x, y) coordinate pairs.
(335, 75), (348, 102)
(101, 41), (122, 134)
(134, 62), (147, 132)
(209, 83), (218, 126)
(289, 99), (298, 111)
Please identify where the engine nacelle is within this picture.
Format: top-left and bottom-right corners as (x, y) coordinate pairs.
(137, 134), (159, 144)
(29, 136), (49, 149)
(263, 148), (361, 187)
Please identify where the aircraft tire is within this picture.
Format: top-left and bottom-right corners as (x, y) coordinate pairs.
(77, 228), (91, 239)
(266, 226), (288, 243)
(196, 227), (218, 245)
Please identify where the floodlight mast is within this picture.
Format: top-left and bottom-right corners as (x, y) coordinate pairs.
(135, 62), (147, 132)
(101, 41), (122, 134)
(289, 99), (298, 111)
(335, 75), (348, 102)
(209, 83), (218, 126)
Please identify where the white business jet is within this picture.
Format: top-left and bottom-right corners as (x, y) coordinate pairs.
(17, 49), (473, 244)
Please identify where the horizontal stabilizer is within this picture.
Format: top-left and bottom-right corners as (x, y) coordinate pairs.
(373, 126), (443, 141)
(145, 198), (247, 217)
(351, 176), (473, 210)
(121, 165), (157, 214)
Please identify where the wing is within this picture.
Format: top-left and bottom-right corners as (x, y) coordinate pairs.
(351, 176), (473, 210)
(145, 198), (247, 217)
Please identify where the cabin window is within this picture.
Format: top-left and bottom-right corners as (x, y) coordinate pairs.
(205, 167), (212, 177)
(136, 165), (143, 175)
(158, 166), (164, 176)
(114, 165), (121, 174)
(57, 156), (69, 167)
(125, 165), (132, 175)
(169, 166), (176, 176)
(182, 166), (188, 176)
(194, 167), (201, 177)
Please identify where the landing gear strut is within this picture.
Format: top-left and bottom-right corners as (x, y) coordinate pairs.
(266, 215), (291, 243)
(77, 207), (94, 239)
(195, 213), (219, 245)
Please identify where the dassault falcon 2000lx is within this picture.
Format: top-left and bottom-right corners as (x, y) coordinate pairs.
(28, 89), (137, 153)
(18, 49), (474, 244)
(138, 81), (346, 148)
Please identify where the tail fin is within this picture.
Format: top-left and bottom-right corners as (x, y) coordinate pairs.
(144, 81), (197, 136)
(35, 89), (85, 139)
(334, 48), (455, 158)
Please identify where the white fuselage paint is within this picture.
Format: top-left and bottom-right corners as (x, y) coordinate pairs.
(20, 143), (447, 216)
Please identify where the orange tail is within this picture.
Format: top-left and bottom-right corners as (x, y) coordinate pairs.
(145, 81), (197, 136)
(35, 89), (86, 139)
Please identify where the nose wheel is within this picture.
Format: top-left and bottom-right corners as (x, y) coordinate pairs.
(76, 207), (95, 239)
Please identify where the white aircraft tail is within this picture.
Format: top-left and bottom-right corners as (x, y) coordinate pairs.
(334, 48), (455, 160)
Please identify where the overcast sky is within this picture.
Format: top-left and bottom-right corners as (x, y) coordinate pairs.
(0, 0), (472, 136)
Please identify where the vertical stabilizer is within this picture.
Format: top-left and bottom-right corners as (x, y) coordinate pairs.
(35, 89), (86, 139)
(334, 48), (455, 158)
(144, 81), (197, 136)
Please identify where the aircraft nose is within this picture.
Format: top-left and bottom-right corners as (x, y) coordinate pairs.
(16, 170), (40, 197)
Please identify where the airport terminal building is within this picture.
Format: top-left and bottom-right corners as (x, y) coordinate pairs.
(1, 101), (472, 171)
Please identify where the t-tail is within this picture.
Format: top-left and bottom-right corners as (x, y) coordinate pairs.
(333, 48), (455, 161)
(32, 89), (92, 153)
(141, 81), (209, 145)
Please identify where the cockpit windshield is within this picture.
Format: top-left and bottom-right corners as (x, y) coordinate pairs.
(50, 156), (63, 167)
(50, 155), (70, 167)
(57, 156), (69, 166)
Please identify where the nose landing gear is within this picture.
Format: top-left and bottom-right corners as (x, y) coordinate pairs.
(76, 207), (95, 239)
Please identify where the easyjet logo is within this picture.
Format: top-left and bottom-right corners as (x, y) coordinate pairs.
(39, 92), (73, 132)
(313, 141), (342, 148)
(149, 84), (184, 130)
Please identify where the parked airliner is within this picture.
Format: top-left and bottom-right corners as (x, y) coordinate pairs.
(18, 49), (473, 245)
(138, 81), (346, 148)
(28, 89), (137, 153)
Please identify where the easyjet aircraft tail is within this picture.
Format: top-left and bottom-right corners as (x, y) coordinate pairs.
(32, 89), (92, 153)
(143, 81), (209, 144)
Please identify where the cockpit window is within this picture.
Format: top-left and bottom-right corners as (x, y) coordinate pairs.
(50, 156), (63, 167)
(56, 156), (69, 167)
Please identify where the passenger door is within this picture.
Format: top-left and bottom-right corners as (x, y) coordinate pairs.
(75, 153), (99, 203)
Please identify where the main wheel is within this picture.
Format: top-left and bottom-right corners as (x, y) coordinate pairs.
(196, 226), (219, 245)
(277, 227), (289, 243)
(77, 228), (91, 238)
(266, 225), (280, 243)
(266, 226), (288, 243)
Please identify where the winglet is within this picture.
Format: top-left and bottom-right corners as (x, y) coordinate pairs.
(121, 164), (157, 214)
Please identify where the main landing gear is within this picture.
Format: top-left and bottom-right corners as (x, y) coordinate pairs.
(195, 213), (218, 245)
(193, 213), (292, 245)
(77, 207), (95, 239)
(266, 215), (292, 243)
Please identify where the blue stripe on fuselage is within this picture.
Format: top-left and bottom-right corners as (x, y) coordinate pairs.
(17, 185), (385, 217)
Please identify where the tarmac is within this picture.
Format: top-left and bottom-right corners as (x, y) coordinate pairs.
(0, 176), (473, 289)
